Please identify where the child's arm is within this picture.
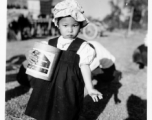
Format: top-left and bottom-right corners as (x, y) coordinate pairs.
(80, 64), (103, 102)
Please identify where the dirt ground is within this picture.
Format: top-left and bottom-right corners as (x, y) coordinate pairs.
(5, 30), (147, 120)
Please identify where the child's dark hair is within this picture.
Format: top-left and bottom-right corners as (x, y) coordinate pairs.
(57, 16), (83, 28)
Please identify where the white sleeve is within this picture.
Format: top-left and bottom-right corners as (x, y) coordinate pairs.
(89, 41), (115, 71)
(77, 42), (95, 67)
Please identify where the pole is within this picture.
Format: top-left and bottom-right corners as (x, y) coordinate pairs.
(126, 6), (134, 37)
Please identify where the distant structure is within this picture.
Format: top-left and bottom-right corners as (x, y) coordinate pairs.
(7, 0), (62, 19)
(27, 0), (62, 18)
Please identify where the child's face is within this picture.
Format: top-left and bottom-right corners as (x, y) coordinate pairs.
(58, 16), (80, 40)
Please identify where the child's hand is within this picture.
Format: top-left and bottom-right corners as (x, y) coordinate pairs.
(87, 88), (103, 102)
(26, 50), (38, 65)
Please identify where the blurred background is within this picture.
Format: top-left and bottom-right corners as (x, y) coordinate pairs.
(7, 0), (148, 41)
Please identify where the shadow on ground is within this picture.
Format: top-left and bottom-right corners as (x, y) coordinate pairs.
(5, 60), (123, 120)
(5, 85), (30, 102)
(124, 94), (147, 120)
(79, 65), (122, 120)
(6, 73), (17, 83)
(6, 54), (26, 71)
(6, 54), (29, 102)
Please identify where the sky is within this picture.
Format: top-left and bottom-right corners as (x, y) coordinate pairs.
(77, 0), (112, 20)
(53, 0), (113, 20)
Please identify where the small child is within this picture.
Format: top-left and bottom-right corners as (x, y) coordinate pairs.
(25, 0), (102, 120)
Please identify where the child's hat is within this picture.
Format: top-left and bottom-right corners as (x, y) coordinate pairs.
(52, 0), (89, 27)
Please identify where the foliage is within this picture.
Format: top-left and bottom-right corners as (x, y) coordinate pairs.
(102, 0), (148, 31)
(125, 0), (148, 29)
(125, 0), (148, 8)
(102, 0), (126, 31)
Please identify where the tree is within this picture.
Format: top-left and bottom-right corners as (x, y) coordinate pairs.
(102, 0), (123, 31)
(125, 0), (148, 29)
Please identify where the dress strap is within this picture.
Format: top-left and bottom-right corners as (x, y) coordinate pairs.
(48, 37), (59, 47)
(67, 37), (85, 52)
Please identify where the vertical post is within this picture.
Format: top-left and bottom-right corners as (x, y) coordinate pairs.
(126, 6), (134, 37)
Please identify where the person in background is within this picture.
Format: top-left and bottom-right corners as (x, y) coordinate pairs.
(133, 34), (148, 69)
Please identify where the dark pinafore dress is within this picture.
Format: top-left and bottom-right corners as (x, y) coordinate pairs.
(25, 37), (85, 120)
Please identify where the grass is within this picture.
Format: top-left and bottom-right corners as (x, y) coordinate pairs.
(5, 30), (147, 120)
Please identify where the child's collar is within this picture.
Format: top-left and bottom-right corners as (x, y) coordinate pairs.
(58, 36), (76, 47)
(59, 36), (75, 41)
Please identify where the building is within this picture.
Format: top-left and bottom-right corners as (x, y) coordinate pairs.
(7, 0), (62, 19)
